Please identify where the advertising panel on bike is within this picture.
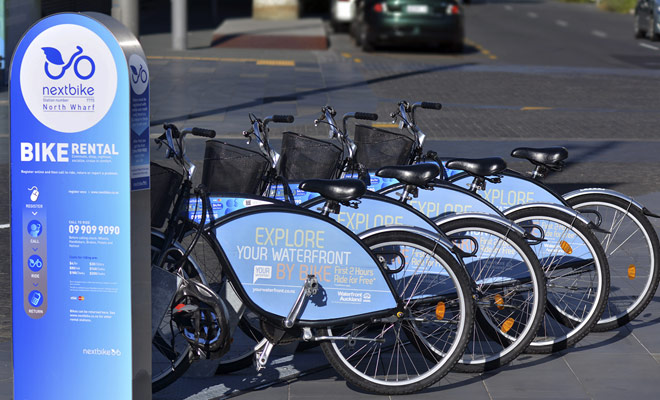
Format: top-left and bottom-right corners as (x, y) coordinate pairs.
(451, 175), (561, 211)
(217, 211), (397, 319)
(383, 184), (498, 218)
(10, 13), (150, 399)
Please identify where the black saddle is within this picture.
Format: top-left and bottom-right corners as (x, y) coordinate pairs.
(299, 178), (366, 202)
(511, 147), (568, 169)
(445, 157), (506, 177)
(376, 163), (440, 187)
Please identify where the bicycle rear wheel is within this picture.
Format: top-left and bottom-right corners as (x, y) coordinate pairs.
(566, 194), (660, 331)
(505, 207), (610, 353)
(319, 230), (474, 395)
(437, 218), (546, 372)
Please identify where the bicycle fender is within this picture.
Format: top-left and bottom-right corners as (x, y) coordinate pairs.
(433, 212), (526, 237)
(358, 225), (455, 251)
(563, 188), (660, 219)
(503, 202), (591, 227)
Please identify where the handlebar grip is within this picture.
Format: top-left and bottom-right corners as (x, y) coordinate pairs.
(191, 127), (216, 138)
(354, 112), (378, 121)
(421, 102), (442, 110)
(272, 115), (294, 123)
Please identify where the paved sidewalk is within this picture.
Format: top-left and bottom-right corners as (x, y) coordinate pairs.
(211, 18), (327, 49)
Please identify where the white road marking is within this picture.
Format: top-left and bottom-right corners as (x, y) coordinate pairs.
(527, 12), (539, 18)
(504, 5), (513, 11)
(556, 20), (568, 27)
(0, 224), (10, 229)
(592, 30), (607, 38)
(640, 42), (659, 50)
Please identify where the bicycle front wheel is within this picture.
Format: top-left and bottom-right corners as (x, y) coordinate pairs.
(506, 207), (610, 353)
(151, 233), (207, 392)
(437, 217), (546, 372)
(319, 230), (474, 395)
(566, 193), (660, 331)
(177, 230), (260, 374)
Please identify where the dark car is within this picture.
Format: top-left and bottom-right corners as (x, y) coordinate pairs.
(350, 0), (464, 52)
(634, 0), (659, 40)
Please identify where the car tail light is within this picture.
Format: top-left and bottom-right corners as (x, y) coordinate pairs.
(446, 4), (460, 15)
(373, 3), (384, 13)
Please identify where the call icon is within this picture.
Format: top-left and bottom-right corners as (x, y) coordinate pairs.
(27, 220), (43, 237)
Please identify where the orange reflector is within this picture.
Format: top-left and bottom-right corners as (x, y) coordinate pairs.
(435, 302), (446, 320)
(494, 294), (504, 310)
(501, 318), (514, 333)
(628, 264), (636, 280)
(560, 240), (573, 254)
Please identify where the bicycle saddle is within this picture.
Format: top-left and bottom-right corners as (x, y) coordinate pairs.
(376, 163), (440, 188)
(299, 178), (366, 202)
(511, 147), (568, 168)
(445, 157), (506, 177)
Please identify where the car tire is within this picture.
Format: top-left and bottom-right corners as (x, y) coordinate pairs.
(634, 15), (645, 38)
(360, 25), (374, 52)
(448, 40), (464, 53)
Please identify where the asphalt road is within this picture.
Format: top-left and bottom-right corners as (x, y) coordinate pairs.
(3, 1), (660, 399)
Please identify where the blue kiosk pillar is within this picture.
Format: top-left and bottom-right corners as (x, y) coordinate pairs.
(10, 12), (151, 399)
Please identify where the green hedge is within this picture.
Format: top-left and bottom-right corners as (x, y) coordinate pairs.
(598, 0), (637, 13)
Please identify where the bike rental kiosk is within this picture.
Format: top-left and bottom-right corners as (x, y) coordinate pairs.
(10, 13), (151, 399)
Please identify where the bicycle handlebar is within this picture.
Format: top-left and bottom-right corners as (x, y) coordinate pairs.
(420, 102), (442, 110)
(354, 112), (378, 121)
(270, 114), (295, 124)
(156, 123), (217, 179)
(191, 127), (216, 138)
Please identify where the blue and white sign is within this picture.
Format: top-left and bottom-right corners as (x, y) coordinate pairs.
(10, 13), (150, 399)
(217, 210), (397, 320)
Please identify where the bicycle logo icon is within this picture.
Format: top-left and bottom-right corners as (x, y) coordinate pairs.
(41, 46), (96, 80)
(130, 64), (148, 84)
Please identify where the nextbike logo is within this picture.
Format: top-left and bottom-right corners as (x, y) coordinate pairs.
(128, 54), (149, 95)
(20, 24), (117, 133)
(42, 45), (95, 80)
(82, 347), (122, 357)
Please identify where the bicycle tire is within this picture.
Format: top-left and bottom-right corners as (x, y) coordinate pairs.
(151, 233), (206, 392)
(565, 193), (660, 331)
(437, 218), (546, 372)
(505, 207), (610, 353)
(177, 229), (262, 374)
(319, 230), (474, 395)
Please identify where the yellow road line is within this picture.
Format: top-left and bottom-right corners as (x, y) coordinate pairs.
(341, 52), (352, 58)
(147, 55), (295, 67)
(354, 58), (362, 63)
(256, 59), (295, 66)
(521, 106), (553, 111)
(464, 38), (498, 61)
(372, 123), (399, 128)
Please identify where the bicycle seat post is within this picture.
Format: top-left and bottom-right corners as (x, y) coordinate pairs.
(320, 199), (341, 217)
(397, 183), (418, 204)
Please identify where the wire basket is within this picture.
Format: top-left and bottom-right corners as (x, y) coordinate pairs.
(150, 162), (183, 228)
(279, 132), (343, 180)
(353, 124), (414, 169)
(202, 140), (271, 195)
